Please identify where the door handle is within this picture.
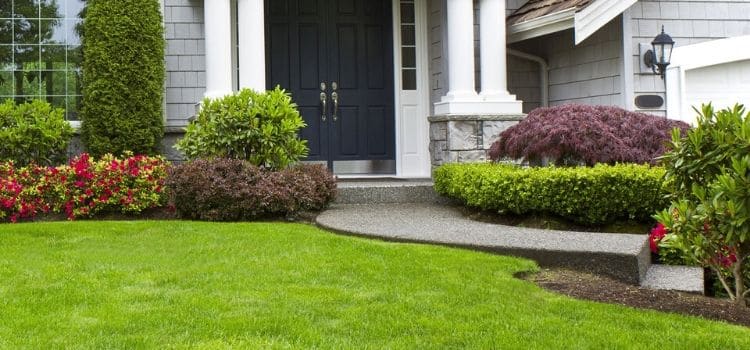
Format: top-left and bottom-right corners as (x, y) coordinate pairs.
(331, 81), (339, 122)
(320, 82), (327, 122)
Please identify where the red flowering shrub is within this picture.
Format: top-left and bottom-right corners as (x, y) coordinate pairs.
(489, 104), (690, 166)
(0, 153), (169, 223)
(167, 158), (336, 221)
(0, 162), (50, 222)
(649, 223), (667, 253)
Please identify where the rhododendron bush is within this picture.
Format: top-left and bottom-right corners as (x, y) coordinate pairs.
(655, 104), (750, 307)
(489, 104), (690, 166)
(0, 153), (168, 222)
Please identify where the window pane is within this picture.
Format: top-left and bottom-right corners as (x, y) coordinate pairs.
(64, 0), (85, 19)
(40, 44), (65, 66)
(400, 3), (415, 23)
(40, 19), (65, 44)
(0, 70), (13, 95)
(402, 69), (416, 90)
(0, 45), (11, 66)
(0, 2), (11, 18)
(401, 25), (415, 46)
(14, 2), (40, 19)
(402, 47), (415, 68)
(14, 45), (39, 66)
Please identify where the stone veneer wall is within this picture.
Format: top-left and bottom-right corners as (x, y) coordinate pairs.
(428, 114), (524, 166)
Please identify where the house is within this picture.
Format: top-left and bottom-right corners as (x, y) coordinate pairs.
(2, 1), (750, 176)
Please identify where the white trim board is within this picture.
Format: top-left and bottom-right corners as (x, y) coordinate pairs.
(393, 0), (432, 178)
(508, 0), (636, 45)
(666, 35), (750, 122)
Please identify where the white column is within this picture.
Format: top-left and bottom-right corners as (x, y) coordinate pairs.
(238, 0), (266, 91)
(480, 0), (506, 96)
(203, 0), (233, 98)
(434, 0), (478, 115)
(478, 0), (522, 112)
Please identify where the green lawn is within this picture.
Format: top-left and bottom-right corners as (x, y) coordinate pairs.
(0, 221), (747, 349)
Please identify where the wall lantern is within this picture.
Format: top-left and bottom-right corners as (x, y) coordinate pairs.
(643, 26), (675, 79)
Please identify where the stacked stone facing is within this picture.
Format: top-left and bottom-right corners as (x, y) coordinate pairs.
(428, 114), (525, 167)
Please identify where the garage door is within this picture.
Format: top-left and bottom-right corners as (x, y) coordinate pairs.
(684, 59), (750, 118)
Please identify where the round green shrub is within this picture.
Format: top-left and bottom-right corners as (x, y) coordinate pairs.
(80, 0), (165, 157)
(175, 87), (308, 170)
(0, 99), (73, 166)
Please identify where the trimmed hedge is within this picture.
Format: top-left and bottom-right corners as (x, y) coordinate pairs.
(0, 99), (73, 166)
(167, 158), (336, 221)
(434, 163), (668, 225)
(489, 104), (690, 166)
(81, 0), (165, 157)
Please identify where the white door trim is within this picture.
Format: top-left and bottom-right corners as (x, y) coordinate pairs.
(393, 0), (431, 178)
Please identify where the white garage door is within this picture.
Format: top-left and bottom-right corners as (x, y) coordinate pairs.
(684, 59), (750, 118)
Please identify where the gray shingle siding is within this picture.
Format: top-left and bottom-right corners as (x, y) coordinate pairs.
(545, 17), (623, 107)
(164, 0), (205, 128)
(508, 16), (623, 108)
(508, 55), (541, 113)
(629, 0), (750, 116)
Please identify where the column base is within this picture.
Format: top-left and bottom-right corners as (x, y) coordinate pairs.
(427, 114), (526, 168)
(434, 97), (523, 115)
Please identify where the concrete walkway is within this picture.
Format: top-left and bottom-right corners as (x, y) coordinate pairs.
(317, 202), (651, 284)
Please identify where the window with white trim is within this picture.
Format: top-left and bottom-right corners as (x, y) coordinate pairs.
(0, 0), (84, 120)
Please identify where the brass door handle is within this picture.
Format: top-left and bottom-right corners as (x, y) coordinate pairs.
(320, 92), (327, 122)
(331, 82), (339, 122)
(319, 82), (327, 122)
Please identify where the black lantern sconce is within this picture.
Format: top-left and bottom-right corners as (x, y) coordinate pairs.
(644, 26), (675, 79)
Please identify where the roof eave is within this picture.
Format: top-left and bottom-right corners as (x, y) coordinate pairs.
(507, 0), (638, 45)
(508, 7), (577, 44)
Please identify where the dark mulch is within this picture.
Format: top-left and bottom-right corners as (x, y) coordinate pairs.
(525, 268), (750, 328)
(459, 206), (651, 234)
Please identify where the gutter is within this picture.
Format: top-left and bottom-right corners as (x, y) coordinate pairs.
(508, 49), (549, 107)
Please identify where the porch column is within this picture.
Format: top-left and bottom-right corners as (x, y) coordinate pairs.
(203, 0), (233, 98)
(238, 0), (266, 91)
(479, 0), (522, 112)
(434, 0), (478, 115)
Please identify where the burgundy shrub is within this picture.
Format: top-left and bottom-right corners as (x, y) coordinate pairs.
(488, 104), (691, 165)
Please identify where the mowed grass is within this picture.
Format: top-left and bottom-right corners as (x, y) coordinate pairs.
(0, 221), (748, 349)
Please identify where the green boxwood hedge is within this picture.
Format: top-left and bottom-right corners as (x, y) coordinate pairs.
(80, 0), (165, 157)
(434, 163), (668, 225)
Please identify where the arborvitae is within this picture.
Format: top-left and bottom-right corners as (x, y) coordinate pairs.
(81, 0), (165, 157)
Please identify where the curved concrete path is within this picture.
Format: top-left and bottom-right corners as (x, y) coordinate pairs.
(317, 203), (650, 284)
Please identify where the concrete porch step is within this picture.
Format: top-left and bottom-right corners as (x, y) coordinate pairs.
(641, 265), (705, 294)
(335, 179), (447, 204)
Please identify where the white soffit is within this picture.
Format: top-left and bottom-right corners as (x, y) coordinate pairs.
(508, 0), (636, 45)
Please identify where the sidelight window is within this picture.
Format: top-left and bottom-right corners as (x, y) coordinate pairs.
(400, 0), (417, 90)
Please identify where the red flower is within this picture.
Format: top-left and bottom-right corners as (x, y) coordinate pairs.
(649, 223), (668, 253)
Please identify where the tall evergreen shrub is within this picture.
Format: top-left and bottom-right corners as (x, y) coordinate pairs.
(80, 0), (165, 157)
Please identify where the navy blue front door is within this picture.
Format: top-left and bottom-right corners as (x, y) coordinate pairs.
(265, 0), (395, 173)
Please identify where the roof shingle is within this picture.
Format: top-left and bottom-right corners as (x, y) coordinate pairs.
(508, 0), (593, 25)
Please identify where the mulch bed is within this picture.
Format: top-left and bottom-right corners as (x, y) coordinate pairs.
(525, 268), (750, 328)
